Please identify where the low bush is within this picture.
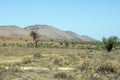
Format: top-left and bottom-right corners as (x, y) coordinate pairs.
(34, 53), (41, 59)
(97, 60), (120, 74)
(54, 72), (75, 80)
(22, 57), (32, 64)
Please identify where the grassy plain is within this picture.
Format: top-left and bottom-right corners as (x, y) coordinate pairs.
(0, 38), (120, 80)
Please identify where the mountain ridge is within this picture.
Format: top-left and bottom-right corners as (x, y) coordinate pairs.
(0, 25), (98, 42)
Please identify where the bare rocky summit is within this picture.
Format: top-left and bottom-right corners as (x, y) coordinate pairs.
(0, 25), (97, 42)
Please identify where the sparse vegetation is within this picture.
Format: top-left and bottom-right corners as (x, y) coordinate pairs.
(54, 72), (68, 80)
(34, 53), (41, 58)
(22, 57), (32, 64)
(0, 36), (120, 80)
(64, 40), (70, 48)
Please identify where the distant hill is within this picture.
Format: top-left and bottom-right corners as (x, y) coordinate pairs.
(65, 31), (97, 42)
(25, 25), (75, 40)
(0, 25), (98, 42)
(0, 25), (29, 38)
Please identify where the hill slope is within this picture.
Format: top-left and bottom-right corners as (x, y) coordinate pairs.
(0, 25), (29, 38)
(25, 25), (97, 41)
(65, 31), (97, 42)
(0, 25), (97, 42)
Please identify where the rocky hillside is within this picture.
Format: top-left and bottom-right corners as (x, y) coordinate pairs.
(0, 25), (97, 42)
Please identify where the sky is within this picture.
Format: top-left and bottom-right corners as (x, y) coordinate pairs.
(0, 0), (120, 40)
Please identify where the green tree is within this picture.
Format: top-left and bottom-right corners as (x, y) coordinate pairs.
(102, 36), (119, 52)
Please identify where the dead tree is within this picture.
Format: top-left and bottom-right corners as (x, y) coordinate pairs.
(30, 31), (39, 48)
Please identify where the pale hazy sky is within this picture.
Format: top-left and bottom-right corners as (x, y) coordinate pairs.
(0, 0), (120, 40)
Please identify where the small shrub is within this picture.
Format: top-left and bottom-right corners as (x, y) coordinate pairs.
(19, 38), (22, 40)
(64, 41), (70, 48)
(34, 53), (41, 58)
(25, 40), (28, 42)
(1, 43), (7, 47)
(71, 41), (77, 48)
(0, 64), (6, 71)
(59, 41), (63, 45)
(97, 60), (120, 74)
(54, 57), (64, 66)
(54, 72), (67, 80)
(54, 72), (75, 80)
(27, 42), (34, 48)
(22, 57), (32, 64)
(16, 43), (22, 47)
(97, 65), (115, 73)
(10, 64), (21, 72)
(1, 37), (3, 39)
(77, 60), (91, 72)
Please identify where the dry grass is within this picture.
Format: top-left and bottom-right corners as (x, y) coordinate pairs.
(0, 39), (120, 80)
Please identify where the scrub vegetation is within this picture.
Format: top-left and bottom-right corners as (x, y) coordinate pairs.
(0, 36), (120, 80)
